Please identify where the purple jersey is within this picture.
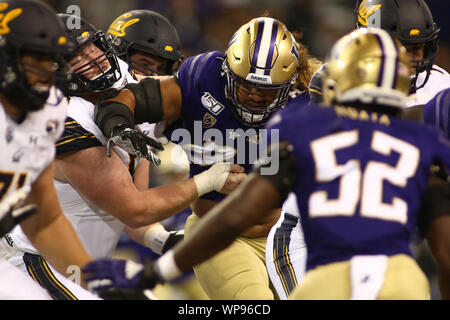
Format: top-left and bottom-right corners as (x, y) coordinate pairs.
(172, 51), (309, 201)
(424, 88), (450, 139)
(266, 102), (450, 271)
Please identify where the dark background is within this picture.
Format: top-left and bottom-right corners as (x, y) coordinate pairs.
(43, 0), (450, 71)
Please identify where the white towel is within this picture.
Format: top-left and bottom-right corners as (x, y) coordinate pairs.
(349, 255), (388, 300)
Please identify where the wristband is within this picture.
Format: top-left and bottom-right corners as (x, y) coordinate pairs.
(154, 250), (182, 281)
(144, 224), (170, 255)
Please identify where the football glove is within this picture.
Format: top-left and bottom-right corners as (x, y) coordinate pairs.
(107, 124), (164, 165)
(144, 224), (184, 255)
(162, 230), (184, 253)
(0, 186), (37, 237)
(83, 259), (164, 293)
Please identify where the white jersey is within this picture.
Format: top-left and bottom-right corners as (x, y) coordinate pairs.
(0, 87), (67, 299)
(406, 65), (450, 107)
(10, 58), (155, 260)
(0, 87), (67, 198)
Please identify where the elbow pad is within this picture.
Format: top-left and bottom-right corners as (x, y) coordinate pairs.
(95, 88), (136, 138)
(252, 140), (297, 206)
(125, 77), (163, 124)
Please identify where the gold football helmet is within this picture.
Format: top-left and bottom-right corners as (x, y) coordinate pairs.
(323, 28), (410, 109)
(223, 17), (299, 127)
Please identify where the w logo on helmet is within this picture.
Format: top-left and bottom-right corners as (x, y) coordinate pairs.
(0, 3), (23, 35)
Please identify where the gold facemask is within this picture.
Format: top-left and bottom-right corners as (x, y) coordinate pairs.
(323, 28), (410, 109)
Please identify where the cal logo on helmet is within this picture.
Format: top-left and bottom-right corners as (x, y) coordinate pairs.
(108, 13), (140, 37)
(0, 3), (23, 35)
(357, 0), (382, 27)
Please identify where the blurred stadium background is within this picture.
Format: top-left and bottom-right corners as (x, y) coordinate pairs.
(44, 0), (450, 71)
(42, 0), (448, 300)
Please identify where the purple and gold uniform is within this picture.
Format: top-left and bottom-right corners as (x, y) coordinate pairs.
(265, 101), (450, 299)
(169, 50), (277, 299)
(166, 15), (303, 299)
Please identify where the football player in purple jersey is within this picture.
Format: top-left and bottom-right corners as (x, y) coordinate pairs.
(90, 17), (303, 299)
(85, 28), (450, 300)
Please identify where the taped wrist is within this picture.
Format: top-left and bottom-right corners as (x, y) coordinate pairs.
(418, 179), (450, 237)
(252, 140), (297, 206)
(125, 77), (163, 124)
(95, 101), (135, 138)
(144, 224), (170, 255)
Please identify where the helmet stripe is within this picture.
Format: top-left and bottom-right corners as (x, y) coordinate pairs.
(264, 20), (279, 75)
(250, 18), (277, 76)
(250, 19), (265, 74)
(373, 29), (397, 90)
(374, 34), (385, 87)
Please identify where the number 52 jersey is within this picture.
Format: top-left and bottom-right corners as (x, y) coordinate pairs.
(266, 103), (450, 272)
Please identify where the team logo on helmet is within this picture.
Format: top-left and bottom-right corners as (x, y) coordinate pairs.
(108, 13), (140, 37)
(357, 0), (382, 27)
(0, 3), (23, 35)
(410, 29), (420, 36)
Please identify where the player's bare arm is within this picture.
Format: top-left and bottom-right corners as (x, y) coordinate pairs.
(55, 146), (245, 228)
(96, 76), (183, 138)
(173, 173), (282, 273)
(20, 161), (93, 287)
(422, 174), (450, 300)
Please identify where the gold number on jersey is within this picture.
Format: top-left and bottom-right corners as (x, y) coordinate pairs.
(309, 130), (420, 224)
(0, 171), (28, 201)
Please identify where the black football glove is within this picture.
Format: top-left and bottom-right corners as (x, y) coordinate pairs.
(0, 186), (37, 238)
(162, 230), (184, 254)
(107, 124), (164, 165)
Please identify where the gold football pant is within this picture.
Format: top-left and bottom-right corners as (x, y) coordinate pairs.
(288, 254), (430, 300)
(185, 213), (275, 300)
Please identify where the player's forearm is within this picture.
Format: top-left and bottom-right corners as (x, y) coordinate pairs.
(130, 178), (198, 227)
(170, 174), (281, 274)
(21, 212), (92, 285)
(437, 268), (450, 300)
(240, 208), (281, 237)
(173, 192), (250, 272)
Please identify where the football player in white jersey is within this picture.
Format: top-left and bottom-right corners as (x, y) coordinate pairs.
(310, 0), (450, 108)
(6, 13), (244, 300)
(0, 0), (102, 299)
(354, 0), (450, 107)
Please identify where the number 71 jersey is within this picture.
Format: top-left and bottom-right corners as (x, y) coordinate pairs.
(266, 103), (450, 271)
(0, 89), (67, 200)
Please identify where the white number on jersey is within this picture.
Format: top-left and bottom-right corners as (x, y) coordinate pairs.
(309, 130), (419, 224)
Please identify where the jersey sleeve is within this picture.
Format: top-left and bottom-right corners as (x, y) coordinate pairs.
(424, 88), (450, 139)
(176, 51), (224, 105)
(55, 117), (103, 155)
